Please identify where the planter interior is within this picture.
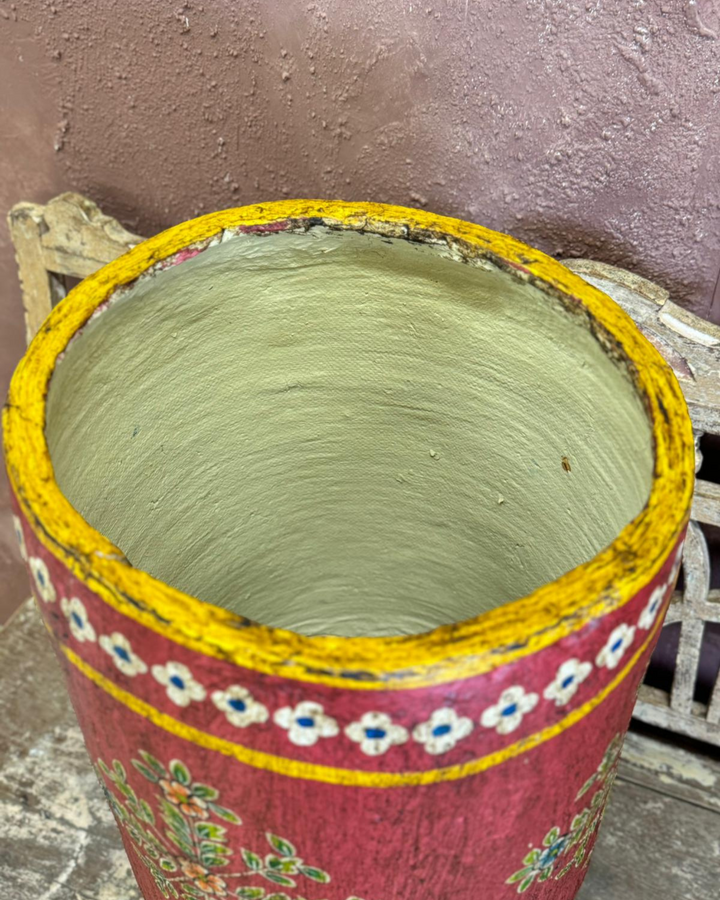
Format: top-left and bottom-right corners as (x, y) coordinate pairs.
(45, 227), (653, 637)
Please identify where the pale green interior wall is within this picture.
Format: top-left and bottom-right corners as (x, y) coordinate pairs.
(45, 229), (653, 637)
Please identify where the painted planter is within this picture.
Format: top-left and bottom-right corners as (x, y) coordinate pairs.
(4, 201), (694, 900)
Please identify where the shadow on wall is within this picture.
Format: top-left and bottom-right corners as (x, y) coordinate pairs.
(518, 214), (705, 314)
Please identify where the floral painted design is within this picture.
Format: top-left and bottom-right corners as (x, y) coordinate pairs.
(12, 514), (27, 561)
(273, 701), (339, 747)
(595, 624), (636, 670)
(506, 733), (623, 892)
(480, 686), (539, 735)
(152, 662), (207, 707)
(507, 826), (572, 892)
(212, 686), (269, 729)
(638, 584), (666, 631)
(96, 750), (334, 899)
(61, 596), (97, 643)
(412, 707), (473, 755)
(100, 632), (149, 677)
(345, 711), (409, 756)
(543, 659), (593, 707)
(29, 556), (56, 604)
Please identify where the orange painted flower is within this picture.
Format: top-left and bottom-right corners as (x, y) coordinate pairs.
(180, 860), (228, 896)
(159, 779), (209, 818)
(196, 873), (228, 896)
(181, 861), (208, 880)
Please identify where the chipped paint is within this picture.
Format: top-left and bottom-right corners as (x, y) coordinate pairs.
(623, 731), (718, 789)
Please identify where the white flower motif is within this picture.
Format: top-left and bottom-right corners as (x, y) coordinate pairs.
(12, 514), (27, 561)
(100, 632), (148, 677)
(595, 623), (636, 670)
(543, 659), (593, 707)
(412, 707), (474, 755)
(151, 661), (207, 707)
(638, 584), (667, 631)
(61, 596), (96, 643)
(211, 685), (269, 728)
(29, 556), (56, 603)
(273, 701), (339, 747)
(480, 685), (539, 735)
(345, 711), (409, 756)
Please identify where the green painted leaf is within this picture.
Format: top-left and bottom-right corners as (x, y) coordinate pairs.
(160, 801), (192, 836)
(132, 761), (161, 783)
(117, 782), (135, 800)
(139, 750), (167, 777)
(201, 841), (231, 858)
(202, 855), (230, 868)
(522, 850), (540, 866)
(518, 875), (535, 893)
(266, 895), (292, 900)
(236, 890), (266, 900)
(544, 827), (560, 846)
(191, 782), (219, 800)
(97, 759), (112, 777)
(507, 868), (532, 884)
(112, 760), (127, 781)
(139, 800), (156, 825)
(209, 803), (242, 825)
(242, 849), (263, 871)
(577, 774), (596, 799)
(169, 760), (191, 786)
(263, 871), (295, 887)
(266, 833), (296, 858)
(159, 858), (177, 872)
(300, 866), (330, 884)
(167, 831), (195, 858)
(181, 885), (203, 899)
(195, 822), (227, 841)
(538, 868), (552, 882)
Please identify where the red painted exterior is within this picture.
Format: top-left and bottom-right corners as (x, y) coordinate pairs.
(12, 495), (684, 900)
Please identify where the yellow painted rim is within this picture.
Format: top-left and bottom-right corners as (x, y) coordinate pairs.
(3, 200), (695, 690)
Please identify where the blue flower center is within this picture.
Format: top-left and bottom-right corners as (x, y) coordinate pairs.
(502, 703), (518, 717)
(169, 675), (186, 690)
(365, 727), (387, 739)
(71, 612), (84, 629)
(539, 840), (565, 867)
(37, 571), (45, 586)
(114, 645), (131, 662)
(228, 698), (247, 712)
(650, 599), (659, 612)
(296, 717), (315, 728)
(561, 675), (575, 689)
(611, 638), (624, 653)
(432, 723), (452, 737)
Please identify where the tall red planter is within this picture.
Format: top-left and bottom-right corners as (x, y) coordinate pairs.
(4, 201), (694, 900)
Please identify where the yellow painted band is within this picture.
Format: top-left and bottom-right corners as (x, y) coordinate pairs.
(61, 609), (663, 787)
(5, 200), (694, 690)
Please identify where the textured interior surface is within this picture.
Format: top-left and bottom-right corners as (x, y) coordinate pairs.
(46, 229), (653, 636)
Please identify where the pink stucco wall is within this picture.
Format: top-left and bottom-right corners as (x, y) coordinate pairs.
(2, 0), (720, 618)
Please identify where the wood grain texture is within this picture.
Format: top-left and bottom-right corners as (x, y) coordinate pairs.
(1, 600), (718, 899)
(7, 192), (140, 344)
(566, 259), (720, 749)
